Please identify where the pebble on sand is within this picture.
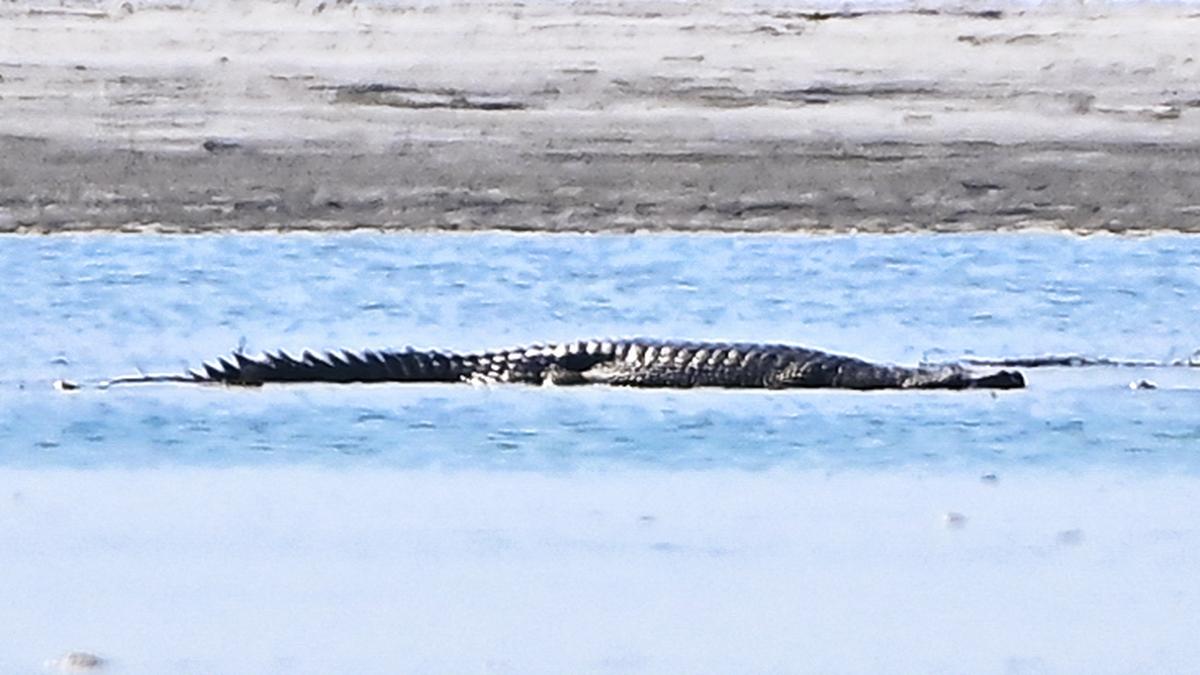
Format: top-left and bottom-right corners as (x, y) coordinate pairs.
(1056, 529), (1086, 546)
(943, 512), (968, 529)
(44, 651), (105, 672)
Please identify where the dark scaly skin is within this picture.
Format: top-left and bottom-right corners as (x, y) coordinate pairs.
(182, 339), (1025, 390)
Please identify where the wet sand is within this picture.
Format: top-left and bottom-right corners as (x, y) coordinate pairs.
(6, 467), (1200, 673)
(3, 1), (1200, 233)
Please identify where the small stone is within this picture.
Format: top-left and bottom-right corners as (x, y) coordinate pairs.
(980, 472), (999, 484)
(1130, 379), (1158, 390)
(44, 651), (105, 671)
(1056, 529), (1085, 546)
(943, 512), (968, 529)
(202, 138), (240, 153)
(53, 380), (80, 391)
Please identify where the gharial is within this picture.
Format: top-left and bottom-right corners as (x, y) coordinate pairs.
(65, 338), (1026, 390)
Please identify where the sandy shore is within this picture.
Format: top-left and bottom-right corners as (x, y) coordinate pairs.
(3, 1), (1200, 233)
(5, 467), (1199, 672)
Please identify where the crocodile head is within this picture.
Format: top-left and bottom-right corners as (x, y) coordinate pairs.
(970, 370), (1025, 389)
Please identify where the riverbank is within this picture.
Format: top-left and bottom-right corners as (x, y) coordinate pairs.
(3, 1), (1200, 233)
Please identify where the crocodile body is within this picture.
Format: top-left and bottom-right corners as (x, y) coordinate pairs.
(176, 339), (1024, 390)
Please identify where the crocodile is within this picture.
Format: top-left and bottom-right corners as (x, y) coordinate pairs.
(88, 338), (1025, 390)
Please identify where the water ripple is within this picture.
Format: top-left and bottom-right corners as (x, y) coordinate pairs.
(4, 232), (1200, 470)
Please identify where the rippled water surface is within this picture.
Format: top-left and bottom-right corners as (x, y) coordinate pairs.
(5, 233), (1200, 470)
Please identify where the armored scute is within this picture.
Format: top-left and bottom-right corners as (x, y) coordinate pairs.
(183, 339), (1025, 390)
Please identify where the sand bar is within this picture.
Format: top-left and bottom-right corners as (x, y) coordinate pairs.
(3, 1), (1200, 232)
(4, 467), (1199, 672)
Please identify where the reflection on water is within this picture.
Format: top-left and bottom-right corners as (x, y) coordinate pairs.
(7, 380), (1200, 470)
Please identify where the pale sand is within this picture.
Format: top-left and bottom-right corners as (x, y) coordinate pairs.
(2, 1), (1200, 232)
(3, 467), (1199, 673)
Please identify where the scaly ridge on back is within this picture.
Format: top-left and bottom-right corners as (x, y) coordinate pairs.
(163, 339), (1024, 390)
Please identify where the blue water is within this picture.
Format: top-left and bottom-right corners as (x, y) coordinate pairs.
(4, 233), (1200, 470)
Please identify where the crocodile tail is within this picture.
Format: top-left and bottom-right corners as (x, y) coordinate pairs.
(189, 348), (471, 385)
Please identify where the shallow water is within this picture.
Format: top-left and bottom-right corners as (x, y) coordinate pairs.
(4, 232), (1199, 471)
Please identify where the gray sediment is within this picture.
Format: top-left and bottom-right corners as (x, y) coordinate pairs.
(3, 1), (1200, 233)
(6, 136), (1200, 233)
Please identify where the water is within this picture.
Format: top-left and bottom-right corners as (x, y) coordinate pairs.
(4, 232), (1199, 471)
(6, 231), (1200, 674)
